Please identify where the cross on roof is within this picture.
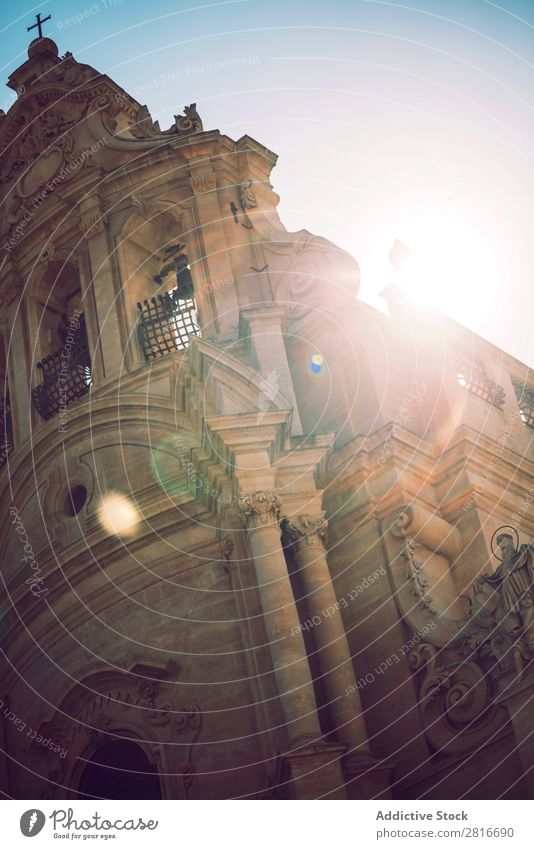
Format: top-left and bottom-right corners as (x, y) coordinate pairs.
(27, 12), (52, 39)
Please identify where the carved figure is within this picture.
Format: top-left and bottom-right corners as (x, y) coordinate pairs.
(485, 532), (534, 652)
(239, 179), (257, 210)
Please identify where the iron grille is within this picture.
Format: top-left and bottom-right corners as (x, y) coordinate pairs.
(512, 378), (534, 429)
(456, 357), (505, 409)
(0, 393), (13, 468)
(32, 314), (92, 421)
(137, 290), (200, 360)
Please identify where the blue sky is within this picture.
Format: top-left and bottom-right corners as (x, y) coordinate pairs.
(1, 0), (534, 366)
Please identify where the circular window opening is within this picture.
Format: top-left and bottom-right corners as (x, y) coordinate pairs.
(64, 485), (87, 517)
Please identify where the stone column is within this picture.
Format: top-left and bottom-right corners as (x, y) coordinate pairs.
(238, 492), (322, 748)
(238, 492), (348, 798)
(284, 514), (370, 754)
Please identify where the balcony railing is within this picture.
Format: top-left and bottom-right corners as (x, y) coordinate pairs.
(32, 314), (92, 421)
(1, 393), (13, 469)
(512, 378), (534, 429)
(137, 290), (200, 360)
(456, 357), (505, 409)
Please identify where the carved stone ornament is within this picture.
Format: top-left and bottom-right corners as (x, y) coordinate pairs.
(402, 539), (438, 616)
(0, 45), (203, 240)
(32, 664), (202, 800)
(261, 228), (361, 318)
(239, 179), (258, 210)
(408, 643), (506, 754)
(189, 173), (217, 195)
(464, 532), (534, 678)
(384, 504), (467, 642)
(238, 491), (282, 531)
(3, 103), (78, 181)
(283, 515), (328, 551)
(401, 523), (534, 756)
(79, 209), (109, 239)
(129, 103), (203, 140)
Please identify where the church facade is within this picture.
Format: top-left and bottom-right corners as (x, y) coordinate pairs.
(1, 35), (533, 800)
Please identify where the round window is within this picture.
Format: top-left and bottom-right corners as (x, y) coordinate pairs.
(64, 484), (87, 517)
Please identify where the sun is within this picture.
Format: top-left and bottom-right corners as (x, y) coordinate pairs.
(376, 205), (503, 323)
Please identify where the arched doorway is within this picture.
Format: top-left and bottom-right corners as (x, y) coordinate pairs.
(78, 740), (162, 799)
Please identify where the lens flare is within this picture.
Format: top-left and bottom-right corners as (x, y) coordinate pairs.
(310, 353), (324, 374)
(97, 492), (141, 538)
(151, 435), (190, 497)
(374, 204), (504, 322)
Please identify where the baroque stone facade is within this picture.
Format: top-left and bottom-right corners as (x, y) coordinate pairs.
(0, 36), (533, 800)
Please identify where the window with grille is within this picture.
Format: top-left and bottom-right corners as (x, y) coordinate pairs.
(456, 356), (505, 409)
(32, 313), (92, 421)
(137, 290), (201, 360)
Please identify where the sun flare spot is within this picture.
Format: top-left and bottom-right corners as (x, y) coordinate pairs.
(97, 492), (141, 538)
(380, 205), (503, 322)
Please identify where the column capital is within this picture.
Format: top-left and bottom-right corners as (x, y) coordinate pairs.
(79, 194), (108, 239)
(189, 172), (217, 195)
(284, 514), (328, 551)
(238, 491), (281, 532)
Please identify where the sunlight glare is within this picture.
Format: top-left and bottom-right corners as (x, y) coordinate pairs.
(381, 206), (502, 321)
(97, 492), (141, 538)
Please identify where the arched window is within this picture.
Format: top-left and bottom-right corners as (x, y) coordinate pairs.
(31, 260), (92, 421)
(78, 740), (162, 800)
(137, 246), (200, 360)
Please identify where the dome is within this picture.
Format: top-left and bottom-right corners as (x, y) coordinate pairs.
(28, 37), (59, 59)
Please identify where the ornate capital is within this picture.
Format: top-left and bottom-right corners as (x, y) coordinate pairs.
(189, 173), (216, 195)
(284, 514), (328, 551)
(238, 491), (281, 532)
(79, 194), (108, 239)
(79, 210), (108, 239)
